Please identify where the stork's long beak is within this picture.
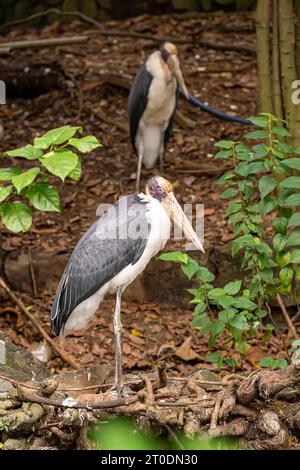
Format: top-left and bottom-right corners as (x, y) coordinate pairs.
(162, 192), (205, 253)
(170, 55), (189, 99)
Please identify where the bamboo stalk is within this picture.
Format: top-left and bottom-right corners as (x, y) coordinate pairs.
(256, 0), (273, 112)
(272, 0), (283, 120)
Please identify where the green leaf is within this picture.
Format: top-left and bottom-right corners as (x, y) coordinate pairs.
(279, 268), (293, 286)
(247, 161), (265, 174)
(196, 267), (215, 282)
(68, 159), (82, 182)
(253, 144), (268, 157)
(181, 258), (200, 280)
(232, 297), (257, 310)
(215, 140), (234, 149)
(217, 171), (235, 185)
(215, 295), (235, 309)
(0, 185), (13, 203)
(288, 212), (300, 228)
(220, 188), (238, 199)
(69, 135), (101, 153)
(259, 175), (276, 199)
(159, 251), (188, 264)
(0, 201), (32, 233)
(281, 158), (300, 171)
(272, 126), (291, 137)
(11, 167), (40, 194)
(235, 162), (249, 176)
(34, 125), (82, 149)
(0, 167), (21, 181)
(248, 116), (269, 127)
(207, 288), (224, 299)
(218, 309), (236, 323)
(280, 176), (300, 189)
(284, 194), (300, 206)
(259, 197), (277, 216)
(273, 233), (287, 252)
(272, 217), (287, 234)
(207, 352), (222, 363)
(224, 280), (242, 295)
(227, 200), (242, 216)
(5, 144), (43, 160)
(244, 130), (268, 139)
(214, 149), (232, 159)
(40, 149), (78, 181)
(287, 229), (300, 247)
(259, 356), (276, 368)
(229, 314), (248, 330)
(194, 302), (207, 315)
(232, 234), (254, 256)
(24, 183), (60, 212)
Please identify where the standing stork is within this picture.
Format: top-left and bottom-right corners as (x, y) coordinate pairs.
(128, 43), (188, 191)
(51, 176), (204, 396)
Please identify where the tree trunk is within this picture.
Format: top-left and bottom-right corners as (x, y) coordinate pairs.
(272, 0), (283, 119)
(256, 0), (273, 112)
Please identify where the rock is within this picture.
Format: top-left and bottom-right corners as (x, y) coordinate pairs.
(2, 438), (27, 450)
(0, 332), (50, 392)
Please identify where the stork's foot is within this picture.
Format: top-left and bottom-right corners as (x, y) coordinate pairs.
(109, 382), (134, 398)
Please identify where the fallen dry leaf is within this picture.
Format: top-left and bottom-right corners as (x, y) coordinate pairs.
(175, 337), (200, 362)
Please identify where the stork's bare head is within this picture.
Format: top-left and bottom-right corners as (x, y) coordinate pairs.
(160, 42), (189, 99)
(146, 176), (204, 252)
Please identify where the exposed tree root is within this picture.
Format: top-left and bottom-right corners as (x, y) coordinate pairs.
(0, 364), (300, 450)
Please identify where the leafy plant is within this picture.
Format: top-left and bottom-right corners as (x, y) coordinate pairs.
(0, 125), (101, 233)
(215, 113), (300, 304)
(160, 251), (270, 368)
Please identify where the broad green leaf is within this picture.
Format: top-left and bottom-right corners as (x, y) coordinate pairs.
(218, 309), (235, 323)
(272, 126), (291, 137)
(248, 116), (269, 127)
(207, 288), (224, 299)
(214, 295), (235, 309)
(247, 161), (265, 174)
(217, 171), (235, 185)
(215, 140), (234, 149)
(24, 183), (60, 212)
(0, 201), (32, 233)
(244, 130), (268, 139)
(253, 144), (268, 157)
(287, 229), (300, 247)
(68, 159), (82, 182)
(281, 158), (300, 171)
(0, 185), (13, 203)
(280, 176), (300, 189)
(259, 175), (276, 199)
(259, 356), (276, 368)
(273, 233), (287, 252)
(196, 267), (215, 282)
(220, 188), (238, 199)
(11, 167), (40, 194)
(232, 234), (254, 256)
(232, 297), (257, 310)
(5, 144), (43, 160)
(0, 167), (21, 181)
(284, 194), (300, 206)
(235, 162), (249, 176)
(224, 280), (242, 295)
(272, 217), (287, 234)
(288, 212), (300, 227)
(69, 135), (101, 153)
(279, 268), (293, 286)
(258, 197), (277, 216)
(214, 149), (232, 159)
(40, 150), (78, 181)
(229, 314), (248, 330)
(194, 302), (207, 315)
(207, 352), (222, 363)
(159, 251), (188, 264)
(34, 125), (82, 149)
(227, 200), (242, 216)
(181, 258), (200, 280)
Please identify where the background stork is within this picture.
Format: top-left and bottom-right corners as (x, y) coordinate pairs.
(51, 176), (204, 396)
(128, 43), (188, 191)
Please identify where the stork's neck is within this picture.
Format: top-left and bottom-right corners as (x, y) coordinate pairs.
(146, 51), (172, 82)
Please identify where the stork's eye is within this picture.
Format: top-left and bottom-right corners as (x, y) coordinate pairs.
(158, 187), (163, 193)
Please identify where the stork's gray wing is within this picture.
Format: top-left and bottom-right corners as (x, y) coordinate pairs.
(51, 194), (149, 335)
(128, 63), (153, 153)
(164, 86), (178, 145)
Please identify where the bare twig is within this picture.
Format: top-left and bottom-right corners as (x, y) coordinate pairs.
(210, 392), (223, 430)
(0, 36), (88, 51)
(94, 108), (128, 134)
(0, 277), (80, 369)
(28, 249), (37, 295)
(276, 294), (299, 339)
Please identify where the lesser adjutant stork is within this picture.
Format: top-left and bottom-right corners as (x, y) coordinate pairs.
(51, 176), (204, 396)
(128, 43), (188, 191)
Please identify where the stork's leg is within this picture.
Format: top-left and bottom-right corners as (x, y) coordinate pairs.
(136, 144), (143, 192)
(112, 286), (123, 395)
